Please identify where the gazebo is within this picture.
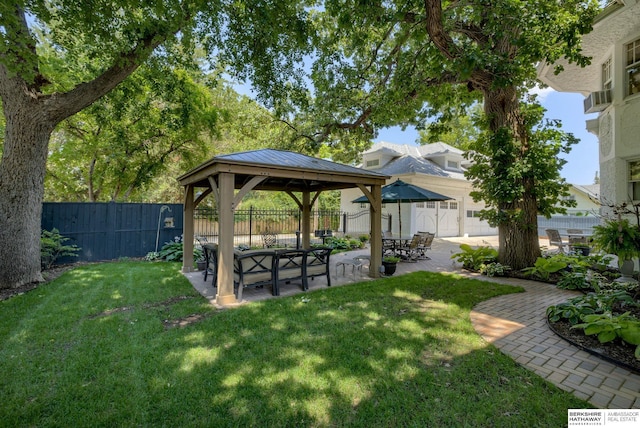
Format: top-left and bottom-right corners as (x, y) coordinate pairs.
(178, 149), (390, 306)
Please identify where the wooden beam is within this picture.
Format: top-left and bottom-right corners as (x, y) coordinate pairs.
(215, 172), (238, 305)
(369, 184), (383, 278)
(194, 187), (212, 208)
(302, 191), (311, 249)
(356, 184), (377, 212)
(207, 176), (219, 203)
(182, 184), (195, 273)
(285, 191), (303, 210)
(233, 176), (267, 208)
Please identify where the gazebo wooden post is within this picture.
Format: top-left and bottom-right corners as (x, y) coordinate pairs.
(182, 184), (195, 273)
(216, 172), (237, 305)
(302, 191), (311, 249)
(369, 184), (383, 278)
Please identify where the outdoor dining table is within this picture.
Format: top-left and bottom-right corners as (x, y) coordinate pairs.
(382, 236), (414, 256)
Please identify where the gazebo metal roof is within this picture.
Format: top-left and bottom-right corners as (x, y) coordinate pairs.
(178, 149), (388, 191)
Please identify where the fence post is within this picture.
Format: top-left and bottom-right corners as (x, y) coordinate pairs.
(343, 212), (347, 234)
(249, 205), (253, 248)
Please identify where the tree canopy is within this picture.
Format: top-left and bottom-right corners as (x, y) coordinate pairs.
(0, 0), (600, 288)
(0, 0), (314, 289)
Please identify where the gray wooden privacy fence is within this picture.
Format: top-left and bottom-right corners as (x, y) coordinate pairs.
(42, 202), (184, 263)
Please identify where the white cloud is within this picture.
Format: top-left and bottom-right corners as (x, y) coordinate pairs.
(529, 84), (555, 103)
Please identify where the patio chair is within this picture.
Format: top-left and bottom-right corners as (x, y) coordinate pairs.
(396, 234), (423, 261)
(273, 249), (306, 295)
(202, 243), (218, 286)
(261, 230), (279, 248)
(233, 250), (277, 300)
(305, 247), (332, 288)
(545, 229), (567, 253)
(417, 232), (435, 259)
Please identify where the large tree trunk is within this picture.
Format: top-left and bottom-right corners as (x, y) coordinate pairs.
(0, 97), (54, 288)
(484, 85), (541, 270)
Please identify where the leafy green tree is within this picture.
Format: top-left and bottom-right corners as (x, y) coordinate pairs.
(0, 1), (312, 289)
(418, 104), (482, 151)
(466, 100), (578, 258)
(284, 0), (598, 269)
(46, 64), (218, 202)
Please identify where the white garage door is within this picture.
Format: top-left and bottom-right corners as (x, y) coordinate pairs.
(415, 201), (459, 237)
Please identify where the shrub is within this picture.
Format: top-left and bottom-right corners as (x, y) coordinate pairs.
(41, 228), (80, 270)
(158, 236), (202, 263)
(480, 262), (511, 277)
(451, 244), (498, 271)
(556, 271), (594, 291)
(521, 257), (567, 281)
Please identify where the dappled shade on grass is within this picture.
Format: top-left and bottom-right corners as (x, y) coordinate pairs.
(0, 262), (591, 426)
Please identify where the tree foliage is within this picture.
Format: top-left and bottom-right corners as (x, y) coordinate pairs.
(0, 0), (314, 289)
(279, 0), (599, 269)
(418, 104), (482, 150)
(45, 64), (219, 202)
(466, 99), (578, 226)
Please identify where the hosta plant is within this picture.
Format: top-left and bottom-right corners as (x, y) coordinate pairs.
(521, 257), (567, 281)
(451, 244), (498, 271)
(572, 312), (640, 360)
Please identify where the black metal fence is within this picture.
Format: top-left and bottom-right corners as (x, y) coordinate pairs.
(42, 202), (183, 263)
(194, 207), (387, 247)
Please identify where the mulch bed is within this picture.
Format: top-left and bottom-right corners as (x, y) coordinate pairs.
(548, 318), (640, 374)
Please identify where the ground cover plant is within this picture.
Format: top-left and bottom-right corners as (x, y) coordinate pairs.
(0, 262), (591, 426)
(454, 243), (640, 370)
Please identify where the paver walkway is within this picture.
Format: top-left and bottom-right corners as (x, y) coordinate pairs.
(185, 235), (640, 409)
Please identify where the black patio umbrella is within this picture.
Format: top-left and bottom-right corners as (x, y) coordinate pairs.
(352, 179), (452, 236)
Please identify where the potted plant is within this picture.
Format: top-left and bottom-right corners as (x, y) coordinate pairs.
(570, 242), (591, 256)
(382, 255), (401, 276)
(591, 218), (640, 281)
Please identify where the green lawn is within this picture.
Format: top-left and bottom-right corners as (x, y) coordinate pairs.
(0, 261), (590, 427)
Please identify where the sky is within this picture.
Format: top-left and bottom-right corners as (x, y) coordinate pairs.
(375, 89), (600, 186)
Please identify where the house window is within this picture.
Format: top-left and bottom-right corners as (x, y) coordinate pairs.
(359, 203), (368, 209)
(416, 202), (425, 208)
(425, 201), (435, 209)
(440, 201), (448, 209)
(449, 202), (458, 210)
(630, 159), (640, 200)
(466, 210), (482, 218)
(626, 38), (640, 95)
(602, 57), (612, 90)
(365, 159), (380, 168)
(447, 160), (458, 169)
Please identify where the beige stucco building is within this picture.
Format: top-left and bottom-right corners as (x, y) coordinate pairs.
(340, 141), (498, 237)
(537, 0), (640, 213)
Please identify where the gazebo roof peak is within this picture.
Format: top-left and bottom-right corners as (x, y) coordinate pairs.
(213, 148), (387, 176)
(178, 148), (389, 192)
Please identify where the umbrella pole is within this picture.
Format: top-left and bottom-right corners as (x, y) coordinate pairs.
(398, 200), (401, 237)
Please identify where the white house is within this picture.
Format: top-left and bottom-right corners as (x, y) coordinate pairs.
(340, 141), (498, 237)
(537, 0), (640, 213)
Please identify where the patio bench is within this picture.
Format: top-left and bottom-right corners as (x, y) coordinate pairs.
(233, 247), (333, 300)
(233, 250), (277, 300)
